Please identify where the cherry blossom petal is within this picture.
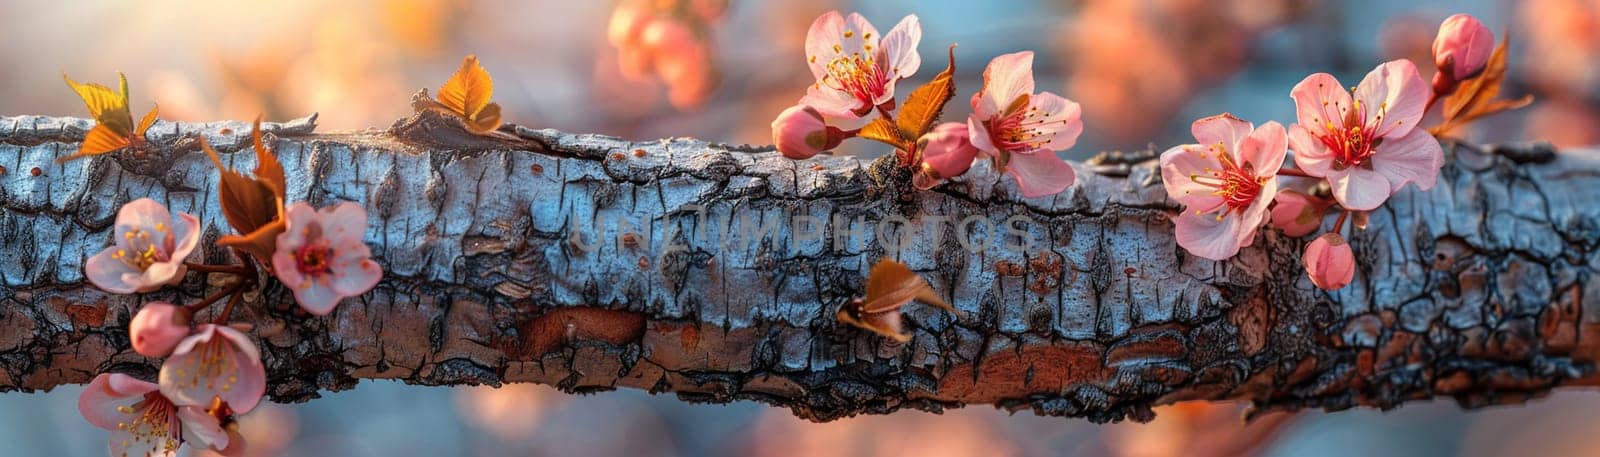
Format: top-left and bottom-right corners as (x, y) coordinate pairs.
(966, 116), (998, 154)
(1354, 59), (1428, 139)
(1004, 151), (1076, 198)
(1371, 127), (1445, 193)
(330, 258), (383, 298)
(159, 325), (267, 414)
(168, 212), (202, 264)
(1240, 121), (1288, 174)
(85, 246), (144, 294)
(115, 198), (173, 240)
(79, 373), (158, 431)
(320, 202), (371, 246)
(1174, 210), (1247, 261)
(1159, 144), (1227, 210)
(839, 12), (880, 57)
(972, 51), (1035, 121)
(271, 249), (306, 289)
(293, 282), (344, 316)
(803, 11), (846, 80)
(1237, 178), (1278, 243)
(878, 15), (922, 80)
(1288, 124), (1336, 177)
(278, 203), (318, 248)
(1029, 92), (1084, 151)
(1328, 167), (1391, 211)
(1290, 73), (1353, 139)
(801, 83), (867, 119)
(178, 406), (230, 452)
(1190, 113), (1253, 153)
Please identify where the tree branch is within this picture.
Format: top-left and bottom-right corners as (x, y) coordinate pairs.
(0, 112), (1594, 423)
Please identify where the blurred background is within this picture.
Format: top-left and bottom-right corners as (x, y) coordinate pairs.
(2, 0), (1598, 455)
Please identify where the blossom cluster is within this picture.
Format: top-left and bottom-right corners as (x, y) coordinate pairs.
(770, 11), (1084, 198)
(771, 12), (1525, 292)
(1159, 13), (1514, 290)
(73, 119), (382, 456)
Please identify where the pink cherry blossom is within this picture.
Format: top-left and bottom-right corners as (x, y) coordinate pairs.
(968, 51), (1083, 198)
(158, 324), (267, 414)
(802, 11), (922, 118)
(1305, 233), (1356, 290)
(85, 198), (201, 294)
(1289, 60), (1444, 211)
(129, 302), (191, 357)
(79, 373), (233, 457)
(913, 122), (980, 189)
(771, 105), (841, 159)
(1160, 114), (1287, 261)
(272, 202), (383, 315)
(1270, 190), (1331, 237)
(1432, 13), (1494, 93)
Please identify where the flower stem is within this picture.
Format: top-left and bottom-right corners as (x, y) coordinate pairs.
(214, 288), (244, 325)
(185, 281), (246, 313)
(1331, 209), (1351, 234)
(876, 105), (895, 123)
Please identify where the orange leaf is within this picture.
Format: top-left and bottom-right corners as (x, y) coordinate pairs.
(438, 54), (495, 122)
(56, 124), (131, 163)
(466, 101), (503, 134)
(249, 117), (287, 199)
(858, 117), (912, 151)
(894, 45), (958, 143)
(1437, 32), (1530, 133)
(201, 137), (282, 249)
(217, 218), (285, 262)
(863, 258), (952, 314)
(836, 259), (956, 342)
(136, 104), (159, 136)
(62, 72), (134, 137)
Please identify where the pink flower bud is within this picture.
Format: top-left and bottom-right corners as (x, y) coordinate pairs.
(771, 105), (839, 159)
(1269, 190), (1328, 237)
(914, 122), (980, 189)
(1304, 233), (1356, 291)
(129, 302), (190, 357)
(1432, 13), (1494, 93)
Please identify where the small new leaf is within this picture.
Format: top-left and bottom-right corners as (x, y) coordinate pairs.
(1433, 33), (1533, 135)
(58, 72), (159, 163)
(858, 117), (912, 151)
(436, 54), (504, 135)
(204, 120), (287, 261)
(836, 259), (958, 342)
(895, 45), (958, 144)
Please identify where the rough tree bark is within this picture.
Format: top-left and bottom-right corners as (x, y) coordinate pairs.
(0, 112), (1596, 423)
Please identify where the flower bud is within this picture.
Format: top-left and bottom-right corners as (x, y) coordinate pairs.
(1304, 233), (1356, 291)
(913, 122), (980, 189)
(1269, 190), (1327, 237)
(129, 302), (190, 357)
(771, 105), (839, 159)
(1432, 13), (1493, 94)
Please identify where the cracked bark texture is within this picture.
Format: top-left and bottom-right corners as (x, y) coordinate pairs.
(1, 113), (1597, 423)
